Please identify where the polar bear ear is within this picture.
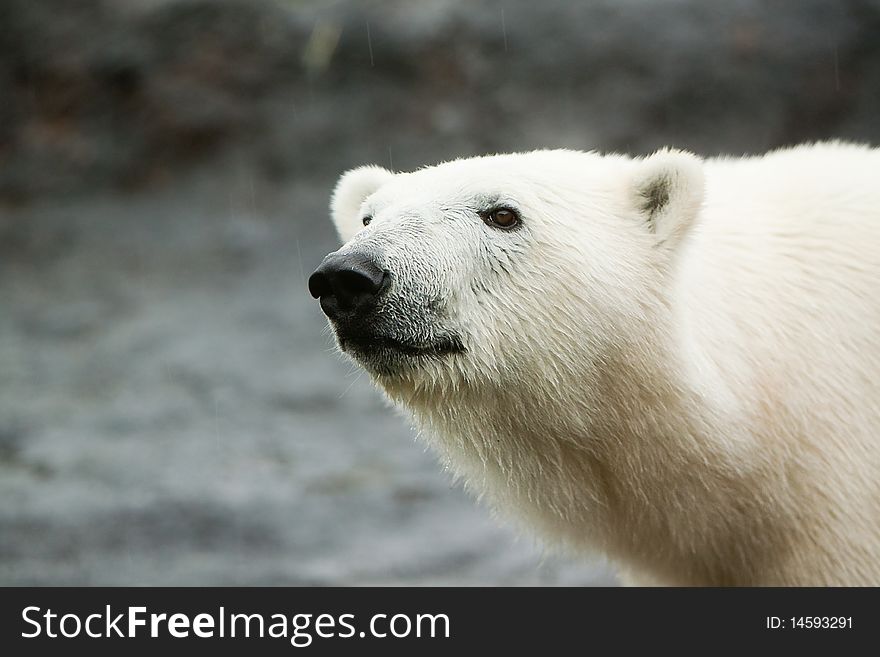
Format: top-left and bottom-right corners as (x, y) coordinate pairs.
(629, 149), (705, 250)
(330, 165), (396, 242)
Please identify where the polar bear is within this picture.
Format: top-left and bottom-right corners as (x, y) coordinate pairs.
(308, 142), (880, 586)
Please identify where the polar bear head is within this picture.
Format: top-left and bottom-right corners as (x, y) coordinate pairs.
(309, 150), (704, 403)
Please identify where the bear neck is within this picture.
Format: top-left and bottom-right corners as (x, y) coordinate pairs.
(386, 325), (787, 585)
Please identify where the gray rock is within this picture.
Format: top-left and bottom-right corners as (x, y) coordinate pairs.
(2, 0), (880, 198)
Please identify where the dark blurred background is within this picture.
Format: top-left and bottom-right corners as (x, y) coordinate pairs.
(1, 0), (878, 585)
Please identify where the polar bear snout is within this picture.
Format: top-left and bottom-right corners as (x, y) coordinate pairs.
(308, 251), (388, 321)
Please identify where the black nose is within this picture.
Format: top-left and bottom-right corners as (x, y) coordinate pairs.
(308, 252), (387, 319)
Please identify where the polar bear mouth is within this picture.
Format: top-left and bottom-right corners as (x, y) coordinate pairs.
(339, 331), (465, 360)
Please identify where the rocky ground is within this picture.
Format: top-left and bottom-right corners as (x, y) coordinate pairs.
(1, 0), (879, 585)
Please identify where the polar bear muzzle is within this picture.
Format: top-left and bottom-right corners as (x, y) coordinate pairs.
(309, 248), (464, 373)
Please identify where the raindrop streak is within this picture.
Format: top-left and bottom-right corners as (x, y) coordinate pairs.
(501, 8), (508, 52)
(366, 21), (374, 67)
(295, 237), (306, 286)
(229, 186), (238, 222)
(388, 146), (394, 171)
(214, 396), (220, 444)
(833, 46), (840, 91)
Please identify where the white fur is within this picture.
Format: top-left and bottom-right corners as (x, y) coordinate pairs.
(325, 142), (880, 585)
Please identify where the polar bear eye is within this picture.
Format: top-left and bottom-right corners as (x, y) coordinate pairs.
(362, 215), (373, 226)
(484, 207), (520, 229)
